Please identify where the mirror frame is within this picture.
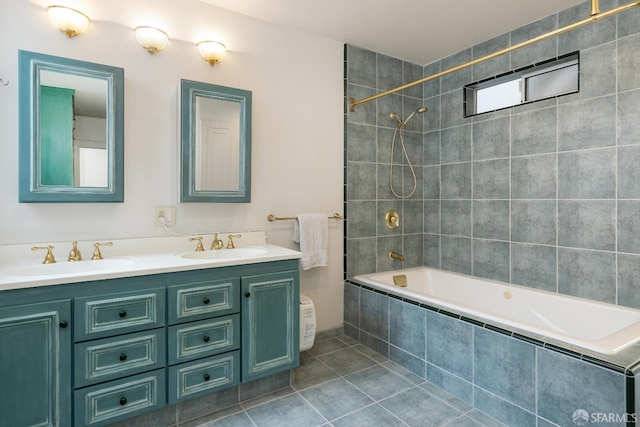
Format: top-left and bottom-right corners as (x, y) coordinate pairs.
(180, 79), (252, 203)
(18, 50), (124, 203)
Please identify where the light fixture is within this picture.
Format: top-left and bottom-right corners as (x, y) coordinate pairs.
(134, 26), (169, 54)
(197, 41), (226, 66)
(47, 5), (90, 38)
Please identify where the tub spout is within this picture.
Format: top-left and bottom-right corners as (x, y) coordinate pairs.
(389, 251), (404, 262)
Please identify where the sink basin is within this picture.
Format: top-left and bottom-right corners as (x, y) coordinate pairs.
(4, 258), (135, 277)
(180, 247), (269, 261)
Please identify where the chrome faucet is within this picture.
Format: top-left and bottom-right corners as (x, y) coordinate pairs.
(389, 251), (405, 262)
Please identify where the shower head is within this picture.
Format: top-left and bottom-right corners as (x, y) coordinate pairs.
(401, 106), (428, 127)
(389, 112), (402, 124)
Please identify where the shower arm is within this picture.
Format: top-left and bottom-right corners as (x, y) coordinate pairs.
(349, 0), (639, 112)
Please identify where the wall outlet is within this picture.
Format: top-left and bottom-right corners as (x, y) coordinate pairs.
(154, 206), (176, 226)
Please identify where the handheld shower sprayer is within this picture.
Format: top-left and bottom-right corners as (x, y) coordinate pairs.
(388, 107), (427, 127)
(388, 106), (428, 199)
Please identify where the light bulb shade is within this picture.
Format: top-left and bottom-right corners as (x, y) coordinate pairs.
(47, 5), (90, 38)
(134, 26), (169, 54)
(197, 41), (226, 66)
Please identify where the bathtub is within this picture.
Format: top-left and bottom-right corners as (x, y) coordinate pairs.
(353, 267), (640, 356)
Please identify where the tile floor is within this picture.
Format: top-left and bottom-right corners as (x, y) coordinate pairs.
(193, 334), (506, 427)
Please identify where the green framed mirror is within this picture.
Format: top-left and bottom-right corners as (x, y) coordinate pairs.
(19, 50), (124, 203)
(180, 79), (252, 203)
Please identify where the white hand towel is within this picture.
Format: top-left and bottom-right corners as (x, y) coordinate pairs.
(293, 213), (328, 270)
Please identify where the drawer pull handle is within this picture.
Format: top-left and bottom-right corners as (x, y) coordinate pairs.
(203, 373), (211, 381)
(244, 292), (251, 298)
(119, 353), (127, 361)
(59, 320), (68, 328)
(119, 310), (127, 318)
(203, 336), (210, 343)
(203, 297), (210, 305)
(119, 397), (127, 406)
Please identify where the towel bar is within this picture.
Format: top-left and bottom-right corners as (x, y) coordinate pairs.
(267, 213), (343, 222)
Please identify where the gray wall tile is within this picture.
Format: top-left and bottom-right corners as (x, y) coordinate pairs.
(441, 236), (471, 274)
(558, 96), (616, 150)
(558, 148), (615, 199)
(558, 248), (616, 303)
(389, 298), (427, 360)
(537, 348), (626, 427)
(473, 159), (510, 199)
(618, 33), (640, 92)
(511, 201), (557, 245)
(441, 125), (472, 164)
(426, 311), (473, 381)
(558, 200), (615, 251)
(472, 239), (510, 282)
(441, 163), (471, 199)
(618, 145), (640, 198)
(359, 288), (389, 340)
(441, 200), (471, 237)
(511, 244), (557, 292)
(618, 200), (640, 254)
(618, 254), (640, 309)
(474, 329), (536, 411)
(511, 107), (557, 156)
(343, 282), (360, 327)
(473, 200), (509, 240)
(617, 89), (640, 146)
(472, 117), (510, 161)
(511, 154), (557, 199)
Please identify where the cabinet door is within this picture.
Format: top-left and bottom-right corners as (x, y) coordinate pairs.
(241, 270), (299, 382)
(0, 300), (72, 427)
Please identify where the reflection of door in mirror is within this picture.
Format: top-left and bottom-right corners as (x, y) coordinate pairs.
(39, 70), (107, 187)
(194, 96), (241, 192)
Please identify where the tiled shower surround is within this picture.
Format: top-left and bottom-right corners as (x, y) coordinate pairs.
(344, 0), (640, 309)
(344, 1), (640, 426)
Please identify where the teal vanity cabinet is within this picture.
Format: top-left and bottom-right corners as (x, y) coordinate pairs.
(73, 288), (167, 426)
(0, 300), (72, 427)
(0, 258), (299, 427)
(241, 270), (300, 382)
(167, 276), (241, 404)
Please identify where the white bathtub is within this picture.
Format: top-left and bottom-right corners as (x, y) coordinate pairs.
(353, 267), (640, 356)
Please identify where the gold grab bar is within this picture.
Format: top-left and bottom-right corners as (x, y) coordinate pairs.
(349, 0), (640, 111)
(267, 213), (343, 222)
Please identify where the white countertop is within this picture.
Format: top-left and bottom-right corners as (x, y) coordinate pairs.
(0, 232), (301, 291)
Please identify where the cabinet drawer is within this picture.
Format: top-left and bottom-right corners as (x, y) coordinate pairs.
(74, 369), (166, 426)
(168, 278), (239, 324)
(75, 329), (166, 387)
(75, 289), (166, 341)
(168, 314), (239, 364)
(168, 351), (239, 404)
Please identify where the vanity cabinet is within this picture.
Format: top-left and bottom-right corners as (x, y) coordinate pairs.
(241, 270), (300, 382)
(0, 259), (299, 427)
(0, 300), (72, 427)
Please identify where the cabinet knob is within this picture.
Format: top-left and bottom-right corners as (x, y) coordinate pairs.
(119, 353), (127, 361)
(244, 292), (251, 298)
(59, 320), (68, 328)
(119, 397), (127, 406)
(203, 336), (210, 343)
(119, 310), (127, 318)
(203, 373), (211, 381)
(203, 297), (210, 305)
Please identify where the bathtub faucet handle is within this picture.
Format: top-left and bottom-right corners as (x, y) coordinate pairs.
(389, 251), (404, 262)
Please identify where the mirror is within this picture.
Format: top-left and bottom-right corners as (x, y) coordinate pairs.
(180, 79), (252, 203)
(19, 50), (124, 202)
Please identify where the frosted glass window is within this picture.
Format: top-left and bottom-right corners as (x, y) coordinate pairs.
(464, 52), (579, 117)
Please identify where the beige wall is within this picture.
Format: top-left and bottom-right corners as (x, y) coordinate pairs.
(0, 0), (345, 332)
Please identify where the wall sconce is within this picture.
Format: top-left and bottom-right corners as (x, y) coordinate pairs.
(134, 26), (169, 54)
(197, 41), (226, 66)
(47, 5), (90, 38)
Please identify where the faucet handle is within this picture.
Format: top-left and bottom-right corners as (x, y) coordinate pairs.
(91, 242), (113, 260)
(189, 236), (205, 252)
(226, 234), (241, 249)
(210, 233), (224, 250)
(32, 245), (56, 264)
(68, 241), (82, 262)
